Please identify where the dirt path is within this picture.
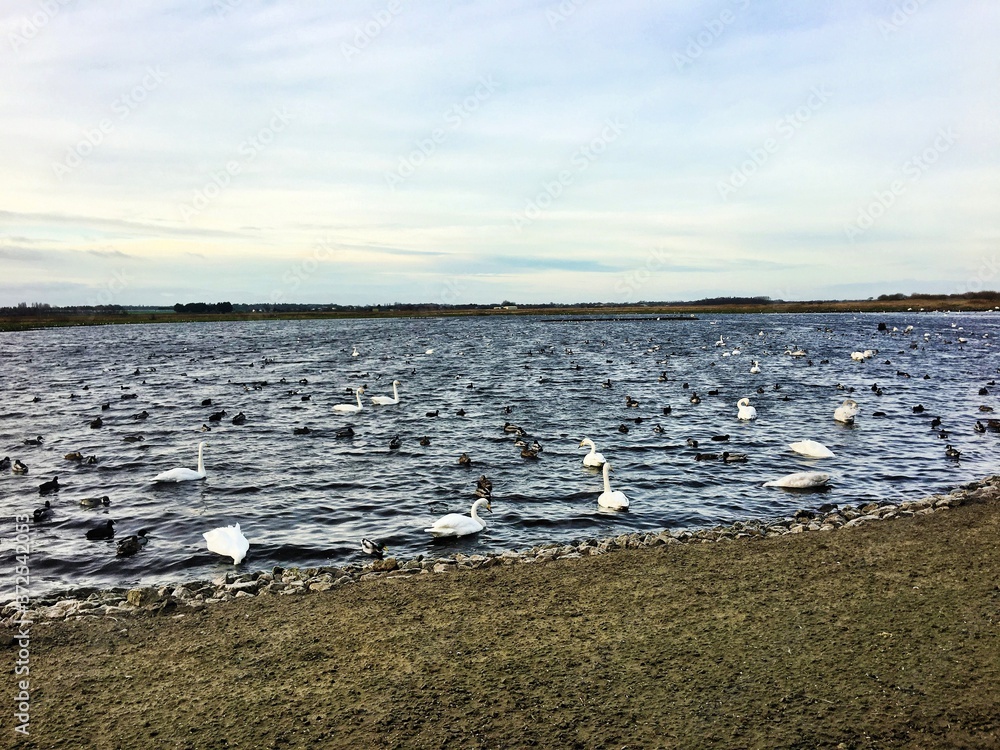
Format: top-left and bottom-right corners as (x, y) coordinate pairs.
(6, 498), (1000, 749)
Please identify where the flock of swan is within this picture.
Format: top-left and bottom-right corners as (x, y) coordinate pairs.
(14, 316), (990, 575)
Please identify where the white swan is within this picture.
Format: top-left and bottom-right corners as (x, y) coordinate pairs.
(333, 388), (365, 414)
(737, 397), (757, 421)
(203, 523), (249, 564)
(749, 360), (761, 374)
(352, 346), (359, 357)
(578, 437), (606, 467)
(789, 440), (835, 458)
(598, 462), (630, 510)
(152, 442), (207, 482)
(763, 471), (831, 489)
(425, 497), (491, 537)
(834, 399), (859, 424)
(715, 335), (724, 347)
(370, 380), (401, 406)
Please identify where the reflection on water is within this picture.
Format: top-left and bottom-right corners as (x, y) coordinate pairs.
(2, 312), (998, 599)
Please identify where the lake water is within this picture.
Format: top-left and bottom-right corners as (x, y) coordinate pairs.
(2, 311), (998, 602)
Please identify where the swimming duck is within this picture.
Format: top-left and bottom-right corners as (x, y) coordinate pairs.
(419, 436), (431, 446)
(458, 452), (472, 465)
(123, 434), (145, 443)
(694, 453), (719, 461)
(12, 459), (29, 474)
(132, 410), (149, 420)
(652, 424), (665, 434)
(116, 530), (150, 558)
(944, 444), (961, 459)
(686, 438), (699, 448)
(0, 457), (10, 471)
(38, 476), (59, 496)
(335, 426), (355, 439)
(361, 538), (387, 559)
(689, 393), (701, 404)
(293, 426), (312, 435)
(231, 412), (247, 425)
(617, 424), (630, 434)
(89, 417), (103, 429)
(80, 496), (111, 508)
(64, 451), (84, 461)
(389, 435), (402, 450)
(425, 410), (439, 418)
(208, 409), (227, 422)
(23, 435), (43, 446)
(33, 500), (52, 522)
(721, 451), (748, 463)
(86, 520), (116, 540)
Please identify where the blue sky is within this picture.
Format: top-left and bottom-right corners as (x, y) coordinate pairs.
(1, 1), (997, 306)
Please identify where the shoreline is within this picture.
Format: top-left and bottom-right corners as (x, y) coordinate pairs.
(6, 474), (1000, 748)
(5, 475), (995, 626)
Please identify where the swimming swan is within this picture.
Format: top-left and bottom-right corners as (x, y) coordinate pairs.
(737, 398), (757, 420)
(333, 388), (365, 414)
(763, 471), (831, 489)
(834, 399), (859, 424)
(152, 442), (207, 482)
(424, 497), (492, 537)
(788, 440), (835, 458)
(598, 462), (630, 510)
(370, 380), (401, 406)
(578, 437), (606, 467)
(204, 523), (249, 564)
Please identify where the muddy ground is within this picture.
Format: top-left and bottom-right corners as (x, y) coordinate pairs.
(5, 497), (1000, 749)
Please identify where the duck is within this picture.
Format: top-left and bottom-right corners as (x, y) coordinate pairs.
(152, 442), (207, 482)
(710, 434), (730, 442)
(721, 451), (748, 463)
(123, 434), (145, 443)
(425, 410), (439, 418)
(617, 424), (629, 434)
(944, 444), (961, 459)
(625, 395), (640, 408)
(208, 409), (227, 422)
(370, 380), (401, 406)
(736, 397), (757, 421)
(520, 447), (539, 459)
(597, 462), (630, 510)
(201, 398), (213, 406)
(389, 435), (402, 450)
(458, 452), (472, 466)
(116, 529), (150, 558)
(132, 410), (149, 420)
(336, 426), (355, 439)
(912, 404), (924, 414)
(32, 500), (52, 522)
(475, 475), (493, 499)
(975, 420), (987, 433)
(788, 440), (835, 458)
(361, 538), (387, 559)
(652, 424), (665, 434)
(203, 523), (249, 564)
(23, 435), (43, 446)
(686, 438), (699, 448)
(231, 411), (247, 425)
(419, 436), (431, 446)
(292, 426), (312, 435)
(0, 456), (10, 471)
(424, 497), (492, 537)
(578, 438), (606, 467)
(689, 393), (701, 404)
(200, 424), (212, 432)
(85, 520), (116, 540)
(602, 379), (612, 389)
(333, 388), (365, 414)
(662, 406), (672, 415)
(762, 471), (831, 489)
(694, 452), (719, 461)
(12, 459), (29, 474)
(80, 496), (111, 508)
(834, 399), (860, 424)
(502, 422), (522, 434)
(89, 417), (103, 429)
(64, 451), (84, 461)
(38, 476), (59, 495)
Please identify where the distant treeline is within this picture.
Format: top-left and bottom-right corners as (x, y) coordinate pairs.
(173, 302), (234, 314)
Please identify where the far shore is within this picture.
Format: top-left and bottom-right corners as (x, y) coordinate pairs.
(2, 295), (998, 332)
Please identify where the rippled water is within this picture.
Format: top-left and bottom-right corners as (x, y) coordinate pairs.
(3, 311), (999, 601)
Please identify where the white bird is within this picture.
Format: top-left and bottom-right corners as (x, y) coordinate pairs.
(425, 348), (434, 355)
(850, 351), (866, 361)
(425, 497), (491, 537)
(834, 399), (859, 424)
(763, 471), (831, 489)
(788, 440), (835, 458)
(737, 397), (757, 421)
(578, 437), (606, 467)
(333, 387), (365, 414)
(152, 442), (207, 482)
(749, 361), (761, 374)
(370, 380), (401, 406)
(715, 335), (724, 347)
(203, 523), (249, 564)
(352, 346), (359, 357)
(597, 462), (630, 510)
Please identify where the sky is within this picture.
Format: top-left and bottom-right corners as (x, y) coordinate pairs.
(1, 1), (998, 307)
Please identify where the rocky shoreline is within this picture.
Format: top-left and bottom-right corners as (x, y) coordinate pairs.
(8, 475), (999, 627)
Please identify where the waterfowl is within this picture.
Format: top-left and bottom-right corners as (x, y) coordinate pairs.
(694, 452), (719, 461)
(502, 422), (521, 434)
(370, 380), (401, 406)
(152, 442), (207, 482)
(625, 395), (640, 408)
(652, 424), (665, 434)
(231, 411), (247, 425)
(361, 538), (387, 558)
(475, 475), (493, 498)
(597, 462), (630, 510)
(749, 361), (761, 374)
(788, 440), (835, 458)
(64, 451), (84, 461)
(945, 444), (961, 459)
(293, 426), (312, 435)
(208, 410), (227, 422)
(89, 417), (103, 429)
(663, 406), (672, 415)
(38, 476), (59, 495)
(458, 452), (472, 466)
(0, 456), (9, 471)
(333, 388), (365, 414)
(336, 426), (355, 439)
(686, 438), (699, 448)
(975, 421), (987, 433)
(86, 520), (116, 540)
(912, 404), (924, 414)
(33, 500), (52, 522)
(690, 393), (701, 404)
(762, 471), (831, 489)
(737, 398), (757, 420)
(419, 436), (431, 446)
(201, 398), (213, 406)
(721, 451), (748, 463)
(618, 424), (629, 434)
(352, 346), (359, 357)
(80, 496), (111, 508)
(578, 438), (606, 467)
(425, 497), (492, 537)
(132, 410), (149, 420)
(201, 424), (212, 432)
(834, 399), (860, 424)
(602, 379), (612, 389)
(12, 459), (29, 474)
(389, 435), (402, 450)
(23, 435), (43, 446)
(203, 523), (249, 564)
(425, 410), (439, 418)
(520, 447), (539, 459)
(123, 434), (144, 443)
(116, 529), (149, 558)
(710, 434), (730, 442)
(456, 409), (466, 416)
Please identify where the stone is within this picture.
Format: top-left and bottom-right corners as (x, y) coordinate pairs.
(126, 587), (160, 607)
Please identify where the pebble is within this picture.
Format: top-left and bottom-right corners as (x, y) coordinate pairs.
(5, 476), (1000, 626)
